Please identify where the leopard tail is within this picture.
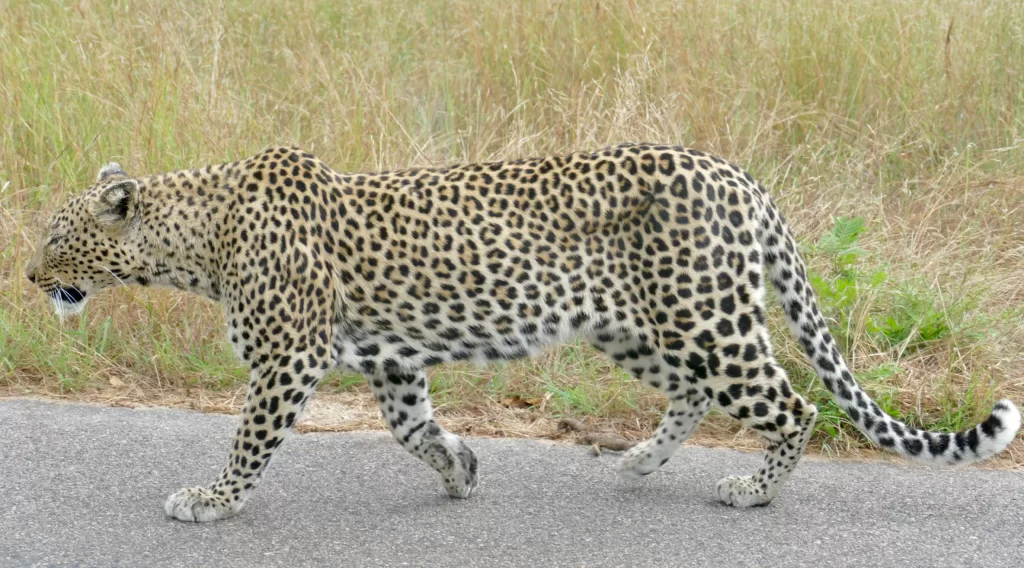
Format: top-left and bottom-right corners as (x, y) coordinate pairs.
(755, 194), (1020, 465)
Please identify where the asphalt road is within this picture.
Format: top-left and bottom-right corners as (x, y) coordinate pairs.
(1, 399), (1022, 567)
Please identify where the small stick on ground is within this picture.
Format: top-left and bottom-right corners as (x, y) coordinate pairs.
(580, 432), (635, 452)
(557, 417), (636, 455)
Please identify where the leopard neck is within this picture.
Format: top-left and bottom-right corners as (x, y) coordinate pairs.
(129, 162), (240, 302)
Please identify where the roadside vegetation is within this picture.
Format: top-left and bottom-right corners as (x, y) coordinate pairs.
(2, 0), (1021, 464)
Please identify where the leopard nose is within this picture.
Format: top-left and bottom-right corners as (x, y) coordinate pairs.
(25, 267), (37, 284)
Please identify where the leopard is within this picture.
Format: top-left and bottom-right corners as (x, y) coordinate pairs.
(25, 143), (1020, 522)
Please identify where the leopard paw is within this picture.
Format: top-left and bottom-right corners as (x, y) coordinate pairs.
(441, 441), (479, 498)
(164, 486), (241, 522)
(715, 475), (773, 508)
(616, 441), (665, 480)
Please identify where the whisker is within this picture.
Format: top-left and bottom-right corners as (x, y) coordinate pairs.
(98, 264), (146, 306)
(99, 264), (129, 287)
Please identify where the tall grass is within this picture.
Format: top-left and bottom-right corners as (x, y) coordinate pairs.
(1, 0), (1022, 459)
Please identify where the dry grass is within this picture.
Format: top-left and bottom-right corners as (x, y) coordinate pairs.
(1, 0), (1022, 465)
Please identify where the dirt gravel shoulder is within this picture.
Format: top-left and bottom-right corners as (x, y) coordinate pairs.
(4, 386), (1021, 470)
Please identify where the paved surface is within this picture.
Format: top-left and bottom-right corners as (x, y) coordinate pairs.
(1, 399), (1022, 567)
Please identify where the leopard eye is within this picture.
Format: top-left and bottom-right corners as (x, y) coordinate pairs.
(47, 234), (67, 247)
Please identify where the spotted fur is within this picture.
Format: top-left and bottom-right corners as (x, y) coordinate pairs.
(26, 143), (1020, 521)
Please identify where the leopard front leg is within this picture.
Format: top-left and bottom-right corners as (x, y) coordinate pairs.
(165, 351), (329, 521)
(368, 370), (478, 498)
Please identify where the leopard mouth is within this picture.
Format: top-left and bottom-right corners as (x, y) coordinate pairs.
(48, 286), (89, 317)
(50, 286), (87, 305)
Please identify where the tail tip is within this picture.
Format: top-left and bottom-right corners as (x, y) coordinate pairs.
(981, 399), (1021, 457)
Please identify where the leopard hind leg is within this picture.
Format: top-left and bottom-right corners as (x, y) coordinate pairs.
(712, 353), (818, 507)
(591, 333), (712, 479)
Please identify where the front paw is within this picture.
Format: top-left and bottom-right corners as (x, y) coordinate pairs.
(442, 441), (479, 499)
(165, 486), (241, 522)
(617, 441), (659, 480)
(715, 475), (772, 508)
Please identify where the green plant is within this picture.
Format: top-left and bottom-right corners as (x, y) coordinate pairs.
(866, 285), (981, 354)
(806, 216), (887, 334)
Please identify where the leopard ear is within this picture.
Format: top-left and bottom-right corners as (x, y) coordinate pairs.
(90, 179), (139, 226)
(97, 162), (128, 182)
